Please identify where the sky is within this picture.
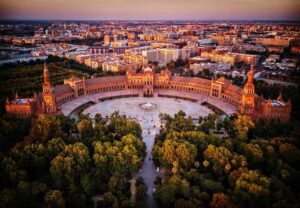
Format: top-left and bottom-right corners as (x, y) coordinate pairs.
(0, 0), (299, 21)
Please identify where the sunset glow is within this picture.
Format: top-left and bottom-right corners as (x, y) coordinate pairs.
(1, 0), (300, 20)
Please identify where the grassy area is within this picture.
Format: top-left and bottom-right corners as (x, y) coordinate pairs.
(0, 61), (85, 115)
(69, 101), (96, 120)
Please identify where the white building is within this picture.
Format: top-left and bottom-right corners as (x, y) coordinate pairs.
(142, 48), (191, 65)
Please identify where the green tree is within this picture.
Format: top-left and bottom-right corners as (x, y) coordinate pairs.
(50, 142), (90, 190)
(279, 143), (300, 165)
(175, 199), (196, 208)
(243, 143), (264, 166)
(135, 177), (147, 202)
(234, 115), (254, 141)
(204, 144), (235, 175)
(0, 114), (32, 151)
(46, 138), (66, 159)
(235, 169), (271, 197)
(154, 184), (176, 208)
(161, 139), (197, 174)
(44, 190), (65, 208)
(99, 192), (116, 208)
(77, 118), (94, 138)
(210, 193), (235, 208)
(28, 114), (52, 142)
(93, 134), (145, 178)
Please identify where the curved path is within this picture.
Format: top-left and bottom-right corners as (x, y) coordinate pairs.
(60, 89), (237, 117)
(81, 97), (213, 208)
(60, 89), (139, 115)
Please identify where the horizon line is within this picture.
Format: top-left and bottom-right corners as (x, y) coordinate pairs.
(1, 19), (300, 22)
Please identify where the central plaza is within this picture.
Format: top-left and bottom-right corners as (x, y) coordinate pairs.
(82, 97), (213, 126)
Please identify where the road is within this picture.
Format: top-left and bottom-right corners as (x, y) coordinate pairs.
(134, 112), (164, 208)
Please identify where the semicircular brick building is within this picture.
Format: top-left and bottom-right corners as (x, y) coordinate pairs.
(5, 64), (291, 123)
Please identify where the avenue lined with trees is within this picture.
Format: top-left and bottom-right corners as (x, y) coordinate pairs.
(0, 109), (299, 207)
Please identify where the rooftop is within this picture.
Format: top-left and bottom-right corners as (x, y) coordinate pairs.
(11, 98), (33, 105)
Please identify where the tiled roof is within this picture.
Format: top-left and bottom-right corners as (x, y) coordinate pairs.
(11, 98), (33, 105)
(224, 85), (243, 95)
(85, 76), (127, 86)
(170, 76), (211, 85)
(65, 76), (82, 82)
(215, 77), (231, 84)
(54, 84), (74, 97)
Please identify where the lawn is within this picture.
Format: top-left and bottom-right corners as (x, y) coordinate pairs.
(0, 61), (86, 115)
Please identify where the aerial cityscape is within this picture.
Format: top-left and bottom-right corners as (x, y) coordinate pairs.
(0, 0), (300, 208)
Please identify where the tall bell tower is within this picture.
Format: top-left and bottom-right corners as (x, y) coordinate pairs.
(240, 65), (255, 115)
(42, 63), (57, 114)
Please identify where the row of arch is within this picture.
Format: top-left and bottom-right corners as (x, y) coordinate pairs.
(56, 93), (75, 106)
(56, 82), (241, 108)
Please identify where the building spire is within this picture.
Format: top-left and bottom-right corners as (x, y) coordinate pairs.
(44, 62), (48, 71)
(43, 62), (50, 83)
(287, 98), (292, 106)
(267, 97), (272, 105)
(247, 65), (254, 84)
(277, 92), (283, 101)
(15, 91), (19, 99)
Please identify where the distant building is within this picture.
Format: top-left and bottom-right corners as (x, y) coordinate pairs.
(142, 48), (191, 65)
(201, 50), (259, 66)
(256, 38), (290, 47)
(88, 46), (110, 54)
(291, 46), (300, 54)
(104, 35), (112, 45)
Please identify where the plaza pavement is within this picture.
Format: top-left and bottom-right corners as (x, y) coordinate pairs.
(60, 89), (139, 115)
(60, 89), (237, 117)
(81, 97), (213, 119)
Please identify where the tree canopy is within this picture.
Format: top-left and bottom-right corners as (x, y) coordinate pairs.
(0, 113), (146, 207)
(153, 112), (300, 208)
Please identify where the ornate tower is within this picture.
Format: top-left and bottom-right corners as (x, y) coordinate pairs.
(240, 66), (255, 115)
(42, 63), (57, 114)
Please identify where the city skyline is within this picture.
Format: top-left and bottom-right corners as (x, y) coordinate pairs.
(1, 0), (300, 21)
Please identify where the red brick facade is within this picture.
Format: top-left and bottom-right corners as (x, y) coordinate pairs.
(5, 64), (292, 123)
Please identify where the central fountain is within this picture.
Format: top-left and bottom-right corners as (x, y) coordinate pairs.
(140, 102), (156, 111)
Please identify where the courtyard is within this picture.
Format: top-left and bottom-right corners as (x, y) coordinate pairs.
(82, 97), (213, 123)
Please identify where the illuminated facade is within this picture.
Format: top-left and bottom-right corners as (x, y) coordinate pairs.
(5, 64), (291, 123)
(5, 92), (39, 116)
(42, 63), (57, 114)
(201, 51), (258, 66)
(239, 66), (291, 123)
